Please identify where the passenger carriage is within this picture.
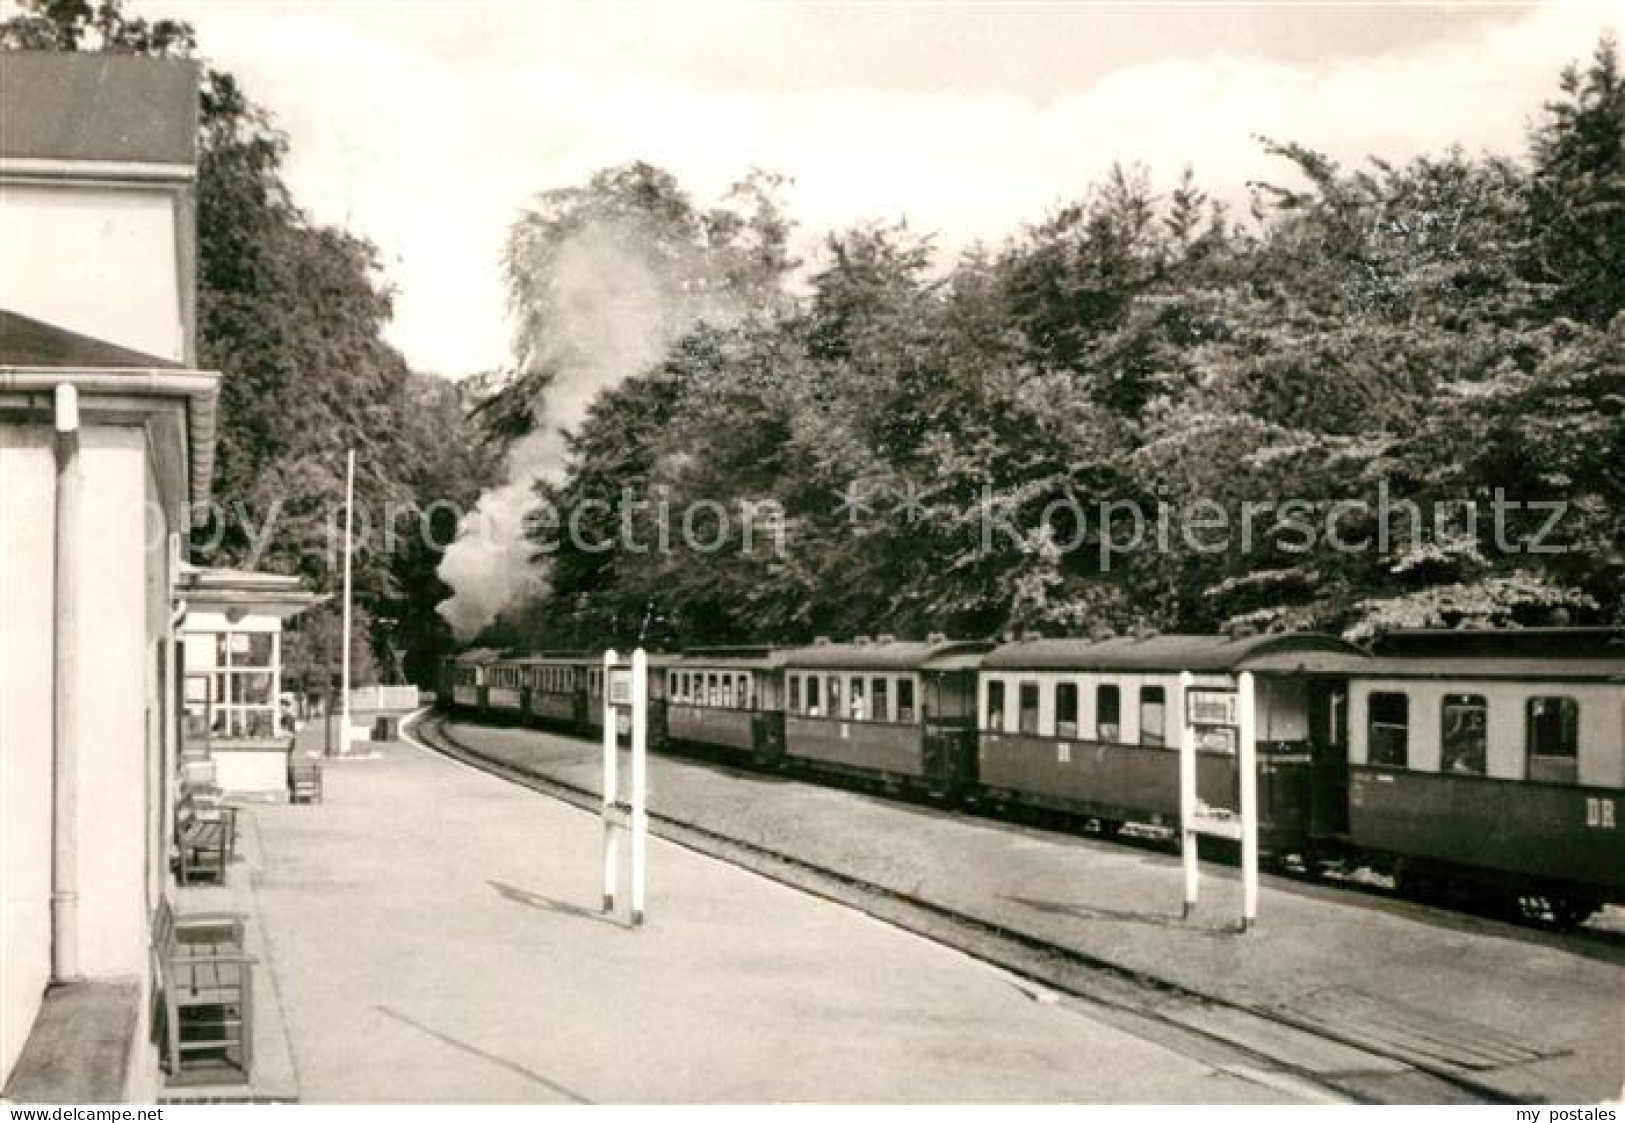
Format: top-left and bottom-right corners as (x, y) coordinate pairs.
(519, 652), (592, 730)
(780, 636), (992, 797)
(666, 647), (787, 764)
(445, 648), (503, 712)
(1334, 628), (1625, 921)
(977, 633), (1365, 850)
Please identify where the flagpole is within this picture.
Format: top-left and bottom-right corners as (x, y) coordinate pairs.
(340, 448), (355, 754)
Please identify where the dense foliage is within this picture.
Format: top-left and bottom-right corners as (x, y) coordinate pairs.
(2, 0), (500, 685)
(482, 37), (1624, 649)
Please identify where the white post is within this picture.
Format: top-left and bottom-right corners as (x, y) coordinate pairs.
(1238, 671), (1259, 931)
(1177, 670), (1198, 920)
(340, 448), (355, 754)
(51, 384), (80, 981)
(630, 647), (648, 926)
(601, 648), (619, 913)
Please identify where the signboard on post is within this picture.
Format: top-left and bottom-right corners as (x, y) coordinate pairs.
(1178, 673), (1259, 931)
(601, 648), (649, 926)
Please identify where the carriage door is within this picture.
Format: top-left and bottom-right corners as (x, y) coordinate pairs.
(1306, 678), (1349, 836)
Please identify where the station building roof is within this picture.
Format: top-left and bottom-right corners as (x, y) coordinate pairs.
(983, 632), (1365, 673)
(179, 565), (326, 621)
(0, 310), (219, 511)
(0, 52), (199, 167)
(0, 310), (182, 369)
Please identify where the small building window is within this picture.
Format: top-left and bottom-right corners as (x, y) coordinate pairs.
(985, 680), (1006, 732)
(1018, 683), (1040, 735)
(1440, 694), (1487, 775)
(1056, 683), (1079, 739)
(1096, 684), (1121, 742)
(807, 675), (821, 716)
(1527, 697), (1579, 784)
(898, 678), (916, 723)
(1141, 686), (1167, 747)
(1369, 692), (1409, 767)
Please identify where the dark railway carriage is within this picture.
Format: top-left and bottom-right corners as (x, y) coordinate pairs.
(1337, 628), (1625, 921)
(977, 633), (1364, 850)
(781, 636), (992, 797)
(666, 647), (786, 763)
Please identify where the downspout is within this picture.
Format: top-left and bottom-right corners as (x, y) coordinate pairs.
(51, 384), (80, 982)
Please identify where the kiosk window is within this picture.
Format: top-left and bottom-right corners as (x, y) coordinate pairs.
(1440, 694), (1487, 775)
(1096, 685), (1121, 742)
(1368, 693), (1409, 767)
(1056, 683), (1079, 739)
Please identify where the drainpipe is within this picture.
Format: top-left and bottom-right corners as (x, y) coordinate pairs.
(52, 384), (81, 982)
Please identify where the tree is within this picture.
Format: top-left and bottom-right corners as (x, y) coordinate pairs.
(1527, 34), (1625, 327)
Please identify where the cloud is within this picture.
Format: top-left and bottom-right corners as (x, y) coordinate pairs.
(135, 1), (1616, 376)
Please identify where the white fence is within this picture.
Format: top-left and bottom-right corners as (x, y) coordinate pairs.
(347, 685), (421, 712)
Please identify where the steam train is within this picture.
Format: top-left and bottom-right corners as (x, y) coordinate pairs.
(441, 627), (1625, 925)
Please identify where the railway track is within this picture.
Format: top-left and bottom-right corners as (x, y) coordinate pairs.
(406, 710), (1541, 1105)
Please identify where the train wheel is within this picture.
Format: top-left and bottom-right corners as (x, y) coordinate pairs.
(1545, 894), (1599, 930)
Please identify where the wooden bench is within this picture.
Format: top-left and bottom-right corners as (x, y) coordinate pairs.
(151, 897), (254, 1084)
(287, 757), (323, 804)
(175, 799), (238, 886)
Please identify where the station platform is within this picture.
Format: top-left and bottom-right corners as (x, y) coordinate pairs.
(236, 728), (1310, 1103)
(432, 718), (1625, 1104)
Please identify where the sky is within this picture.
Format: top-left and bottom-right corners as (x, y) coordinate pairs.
(117, 0), (1620, 379)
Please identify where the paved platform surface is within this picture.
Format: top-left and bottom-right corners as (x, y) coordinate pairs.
(242, 731), (1307, 1103)
(438, 718), (1625, 1104)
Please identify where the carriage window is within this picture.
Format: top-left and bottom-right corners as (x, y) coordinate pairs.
(872, 678), (889, 723)
(1368, 692), (1409, 767)
(721, 675), (734, 708)
(739, 674), (753, 709)
(985, 681), (1006, 732)
(1527, 697), (1579, 784)
(849, 677), (866, 719)
(668, 672), (677, 697)
(1056, 683), (1079, 739)
(828, 676), (842, 716)
(805, 675), (820, 715)
(1141, 686), (1167, 747)
(703, 673), (716, 706)
(1096, 685), (1121, 742)
(898, 678), (916, 723)
(1441, 694), (1487, 775)
(1017, 683), (1040, 734)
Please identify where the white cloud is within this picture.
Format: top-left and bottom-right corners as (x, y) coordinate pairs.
(130, 0), (1617, 377)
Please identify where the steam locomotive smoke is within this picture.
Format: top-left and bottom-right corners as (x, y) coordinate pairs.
(435, 219), (730, 640)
